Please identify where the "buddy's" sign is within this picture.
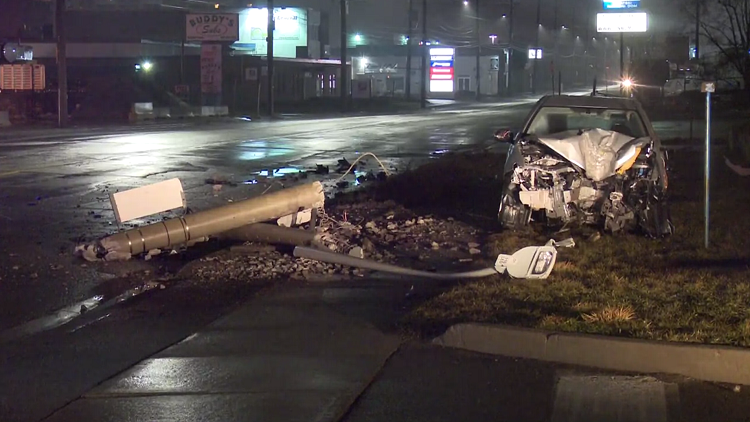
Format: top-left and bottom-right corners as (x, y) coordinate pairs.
(186, 14), (240, 42)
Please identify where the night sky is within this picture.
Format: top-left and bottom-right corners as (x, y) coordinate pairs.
(0, 0), (682, 46)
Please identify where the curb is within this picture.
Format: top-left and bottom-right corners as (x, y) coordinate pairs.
(432, 323), (750, 385)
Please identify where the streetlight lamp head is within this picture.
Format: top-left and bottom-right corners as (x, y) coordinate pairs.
(354, 33), (362, 42)
(463, 0), (469, 5)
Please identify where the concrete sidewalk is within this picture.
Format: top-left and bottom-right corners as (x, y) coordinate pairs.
(43, 286), (401, 422)
(41, 282), (750, 422)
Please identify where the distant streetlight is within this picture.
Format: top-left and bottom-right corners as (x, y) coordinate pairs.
(354, 33), (362, 42)
(214, 3), (219, 8)
(463, 1), (469, 6)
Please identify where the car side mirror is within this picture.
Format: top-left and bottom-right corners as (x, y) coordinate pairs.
(494, 129), (515, 143)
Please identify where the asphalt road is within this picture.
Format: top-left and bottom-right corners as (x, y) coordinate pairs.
(0, 104), (535, 333)
(0, 100), (738, 422)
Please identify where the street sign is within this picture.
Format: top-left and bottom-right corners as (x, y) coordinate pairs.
(701, 81), (715, 93)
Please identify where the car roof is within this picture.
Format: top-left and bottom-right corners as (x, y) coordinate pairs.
(536, 95), (641, 111)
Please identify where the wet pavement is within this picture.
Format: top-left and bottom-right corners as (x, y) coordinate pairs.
(0, 104), (533, 333)
(0, 96), (739, 422)
(27, 282), (750, 422)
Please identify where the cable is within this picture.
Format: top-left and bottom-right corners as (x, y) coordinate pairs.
(334, 152), (392, 183)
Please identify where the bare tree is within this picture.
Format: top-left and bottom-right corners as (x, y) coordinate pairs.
(696, 0), (750, 93)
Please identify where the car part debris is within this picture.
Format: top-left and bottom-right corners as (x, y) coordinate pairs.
(110, 178), (186, 224)
(293, 239), (568, 280)
(77, 182), (325, 261)
(218, 223), (321, 247)
(277, 209), (313, 227)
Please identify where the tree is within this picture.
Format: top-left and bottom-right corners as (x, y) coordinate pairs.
(696, 0), (750, 94)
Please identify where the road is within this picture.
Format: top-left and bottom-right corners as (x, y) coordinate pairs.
(0, 100), (737, 422)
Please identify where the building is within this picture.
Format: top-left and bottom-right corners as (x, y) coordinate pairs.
(2, 3), (349, 118)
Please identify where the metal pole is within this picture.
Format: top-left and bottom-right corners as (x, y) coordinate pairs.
(267, 0), (275, 117)
(532, 0), (541, 94)
(475, 0), (481, 100)
(619, 32), (624, 80)
(695, 0), (700, 59)
(340, 0), (348, 111)
(420, 0), (427, 108)
(704, 89), (711, 248)
(406, 0), (413, 100)
(507, 0), (514, 95)
(55, 0), (68, 128)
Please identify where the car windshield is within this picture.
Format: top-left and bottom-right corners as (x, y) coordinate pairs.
(526, 106), (648, 138)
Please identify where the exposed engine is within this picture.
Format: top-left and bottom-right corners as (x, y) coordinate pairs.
(502, 129), (673, 237)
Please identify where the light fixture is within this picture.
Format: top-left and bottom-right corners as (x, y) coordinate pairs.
(354, 33), (362, 42)
(141, 61), (153, 72)
(463, 0), (469, 5)
(214, 3), (219, 8)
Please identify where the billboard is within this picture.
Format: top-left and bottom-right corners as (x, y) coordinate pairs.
(603, 0), (640, 9)
(235, 7), (308, 58)
(429, 47), (454, 93)
(186, 14), (240, 42)
(597, 12), (648, 32)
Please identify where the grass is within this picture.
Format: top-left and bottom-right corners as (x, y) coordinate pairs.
(385, 148), (750, 347)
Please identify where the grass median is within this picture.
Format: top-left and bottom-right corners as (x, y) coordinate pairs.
(375, 147), (750, 347)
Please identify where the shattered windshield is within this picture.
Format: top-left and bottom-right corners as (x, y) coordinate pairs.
(526, 106), (648, 138)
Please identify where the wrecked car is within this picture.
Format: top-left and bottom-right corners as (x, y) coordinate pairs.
(495, 95), (673, 237)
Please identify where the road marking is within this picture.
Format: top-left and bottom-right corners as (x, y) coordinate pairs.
(0, 170), (21, 178)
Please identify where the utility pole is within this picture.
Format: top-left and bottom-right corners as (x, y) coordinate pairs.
(620, 32), (624, 81)
(420, 0), (427, 108)
(55, 0), (67, 128)
(340, 0), (348, 112)
(507, 0), (514, 95)
(267, 0), (275, 117)
(532, 0), (541, 94)
(553, 0), (558, 95)
(406, 0), (413, 100)
(695, 0), (700, 59)
(475, 0), (481, 100)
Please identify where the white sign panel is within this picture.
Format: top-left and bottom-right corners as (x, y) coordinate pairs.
(235, 8), (308, 58)
(186, 14), (240, 41)
(528, 48), (543, 59)
(597, 12), (648, 33)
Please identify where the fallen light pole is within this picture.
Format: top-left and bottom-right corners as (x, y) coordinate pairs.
(80, 182), (325, 261)
(293, 238), (574, 280)
(218, 223), (321, 247)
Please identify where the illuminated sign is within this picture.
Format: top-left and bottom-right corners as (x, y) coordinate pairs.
(528, 48), (543, 59)
(235, 8), (308, 58)
(603, 0), (640, 9)
(597, 12), (648, 32)
(429, 47), (454, 93)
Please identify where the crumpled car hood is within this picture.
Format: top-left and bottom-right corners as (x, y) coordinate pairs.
(537, 129), (637, 181)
